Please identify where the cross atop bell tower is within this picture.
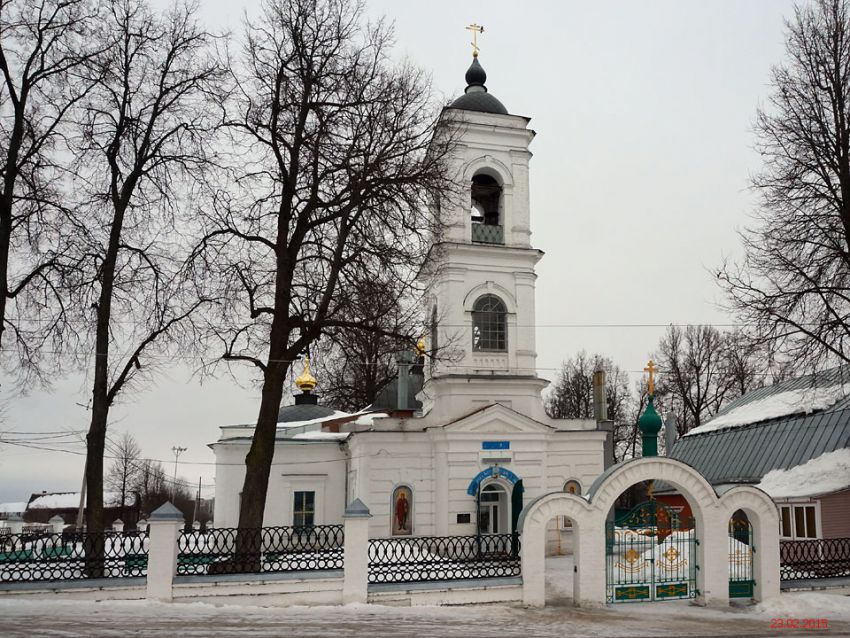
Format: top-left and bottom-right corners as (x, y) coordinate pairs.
(466, 23), (484, 57)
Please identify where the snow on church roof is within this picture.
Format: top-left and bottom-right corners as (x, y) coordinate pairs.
(757, 448), (850, 498)
(291, 431), (350, 441)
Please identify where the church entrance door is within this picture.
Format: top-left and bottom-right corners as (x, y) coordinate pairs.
(478, 483), (509, 534)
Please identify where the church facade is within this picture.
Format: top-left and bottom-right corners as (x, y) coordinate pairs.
(211, 56), (612, 542)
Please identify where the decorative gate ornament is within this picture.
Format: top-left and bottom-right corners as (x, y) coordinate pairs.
(605, 500), (698, 603)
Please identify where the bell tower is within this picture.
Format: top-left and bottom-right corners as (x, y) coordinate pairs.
(422, 42), (548, 423)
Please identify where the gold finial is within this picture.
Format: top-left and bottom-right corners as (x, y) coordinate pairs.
(295, 356), (318, 392)
(644, 360), (658, 396)
(415, 337), (426, 357)
(466, 23), (484, 58)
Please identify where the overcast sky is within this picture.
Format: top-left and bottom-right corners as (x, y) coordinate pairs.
(0, 0), (799, 503)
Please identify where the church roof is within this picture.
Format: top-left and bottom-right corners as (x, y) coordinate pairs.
(447, 58), (508, 116)
(276, 402), (338, 423)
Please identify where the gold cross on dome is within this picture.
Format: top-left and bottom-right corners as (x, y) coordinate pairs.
(466, 23), (484, 57)
(644, 359), (658, 395)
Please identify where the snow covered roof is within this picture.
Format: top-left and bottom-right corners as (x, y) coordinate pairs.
(757, 448), (850, 498)
(0, 502), (27, 514)
(290, 431), (350, 441)
(28, 492), (130, 510)
(688, 366), (850, 437)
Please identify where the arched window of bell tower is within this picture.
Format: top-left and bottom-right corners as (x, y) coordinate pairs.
(472, 294), (507, 352)
(470, 173), (504, 245)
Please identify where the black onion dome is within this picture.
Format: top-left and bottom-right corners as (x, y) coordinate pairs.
(465, 57), (487, 86)
(448, 58), (508, 115)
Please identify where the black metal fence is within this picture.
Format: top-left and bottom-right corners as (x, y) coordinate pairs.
(368, 533), (521, 584)
(780, 537), (850, 580)
(0, 531), (149, 583)
(177, 525), (344, 576)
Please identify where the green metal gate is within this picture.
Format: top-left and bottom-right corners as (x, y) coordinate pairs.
(728, 519), (755, 598)
(605, 500), (698, 603)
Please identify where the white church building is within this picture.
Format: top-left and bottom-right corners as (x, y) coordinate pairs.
(211, 56), (613, 540)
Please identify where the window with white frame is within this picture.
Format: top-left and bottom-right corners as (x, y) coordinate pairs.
(293, 491), (315, 527)
(779, 503), (818, 539)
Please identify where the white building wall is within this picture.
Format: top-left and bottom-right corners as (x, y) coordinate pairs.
(212, 440), (347, 529)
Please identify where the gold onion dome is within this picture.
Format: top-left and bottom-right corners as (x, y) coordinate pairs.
(415, 338), (426, 357)
(295, 357), (318, 393)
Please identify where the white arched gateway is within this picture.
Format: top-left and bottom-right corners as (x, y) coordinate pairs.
(518, 457), (780, 608)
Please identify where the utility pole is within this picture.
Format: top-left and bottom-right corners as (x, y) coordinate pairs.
(171, 446), (187, 500)
(192, 476), (201, 526)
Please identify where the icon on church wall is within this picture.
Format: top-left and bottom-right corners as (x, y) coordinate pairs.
(391, 486), (413, 536)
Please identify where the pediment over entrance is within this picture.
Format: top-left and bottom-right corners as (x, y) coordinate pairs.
(431, 402), (553, 435)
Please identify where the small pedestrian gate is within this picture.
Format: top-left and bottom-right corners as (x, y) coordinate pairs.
(606, 500), (698, 603)
(728, 519), (755, 598)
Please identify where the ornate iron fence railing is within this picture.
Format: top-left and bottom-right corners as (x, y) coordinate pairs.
(780, 537), (850, 580)
(0, 531), (149, 583)
(176, 525), (344, 576)
(367, 533), (521, 584)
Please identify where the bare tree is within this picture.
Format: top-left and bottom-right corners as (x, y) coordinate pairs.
(719, 0), (850, 368)
(192, 0), (453, 554)
(63, 0), (220, 571)
(654, 325), (731, 435)
(0, 0), (102, 378)
(105, 432), (141, 523)
(313, 278), (419, 412)
(134, 457), (167, 515)
(545, 351), (636, 462)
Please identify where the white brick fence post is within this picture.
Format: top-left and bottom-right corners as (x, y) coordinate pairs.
(112, 519), (125, 533)
(342, 499), (371, 604)
(146, 502), (184, 602)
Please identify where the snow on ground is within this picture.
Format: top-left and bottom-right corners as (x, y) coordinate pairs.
(686, 382), (850, 436)
(1, 588), (849, 638)
(757, 448), (850, 498)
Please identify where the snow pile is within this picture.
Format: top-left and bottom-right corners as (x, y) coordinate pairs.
(28, 492), (130, 509)
(291, 431), (349, 441)
(686, 382), (850, 436)
(353, 412), (388, 427)
(757, 448), (850, 498)
(276, 410), (355, 430)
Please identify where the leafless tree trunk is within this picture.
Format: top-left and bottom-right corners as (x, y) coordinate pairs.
(64, 0), (220, 574)
(193, 0), (453, 563)
(719, 0), (850, 369)
(0, 0), (102, 380)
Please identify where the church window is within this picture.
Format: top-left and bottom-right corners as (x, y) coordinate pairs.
(472, 294), (507, 352)
(293, 491), (315, 527)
